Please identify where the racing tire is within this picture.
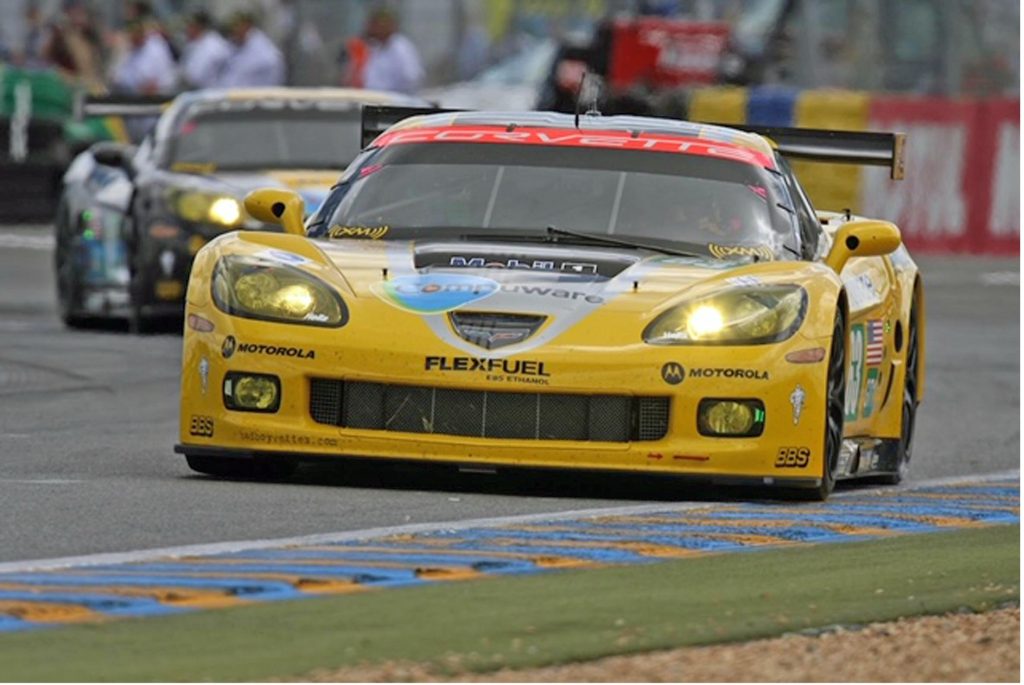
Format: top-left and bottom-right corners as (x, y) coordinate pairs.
(54, 202), (88, 329)
(126, 247), (155, 335)
(788, 303), (846, 501)
(185, 454), (298, 481)
(875, 298), (920, 485)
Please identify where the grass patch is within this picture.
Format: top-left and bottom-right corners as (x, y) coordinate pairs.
(0, 525), (1017, 682)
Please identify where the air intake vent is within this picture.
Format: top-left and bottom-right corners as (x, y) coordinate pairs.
(309, 378), (669, 443)
(449, 311), (546, 349)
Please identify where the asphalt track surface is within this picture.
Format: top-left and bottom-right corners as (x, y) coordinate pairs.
(0, 226), (1018, 563)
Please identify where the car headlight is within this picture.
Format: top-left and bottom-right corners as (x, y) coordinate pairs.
(168, 189), (244, 228)
(644, 285), (806, 345)
(211, 255), (347, 327)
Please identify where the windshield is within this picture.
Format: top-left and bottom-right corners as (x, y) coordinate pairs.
(168, 108), (362, 171)
(312, 142), (798, 258)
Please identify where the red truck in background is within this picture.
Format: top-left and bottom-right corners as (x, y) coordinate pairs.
(607, 17), (730, 90)
(540, 15), (731, 115)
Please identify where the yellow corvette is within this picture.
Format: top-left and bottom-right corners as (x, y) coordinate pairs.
(175, 108), (923, 500)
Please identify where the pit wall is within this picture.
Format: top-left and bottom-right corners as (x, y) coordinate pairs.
(688, 87), (1020, 255)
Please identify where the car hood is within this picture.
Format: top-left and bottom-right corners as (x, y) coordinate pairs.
(203, 233), (839, 357)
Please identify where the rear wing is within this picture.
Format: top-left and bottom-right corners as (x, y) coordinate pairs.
(73, 93), (170, 121)
(358, 107), (907, 180)
(360, 105), (460, 148)
(727, 124), (906, 180)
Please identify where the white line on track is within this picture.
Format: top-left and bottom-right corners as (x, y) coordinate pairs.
(0, 233), (55, 251)
(0, 469), (1016, 575)
(979, 271), (1020, 286)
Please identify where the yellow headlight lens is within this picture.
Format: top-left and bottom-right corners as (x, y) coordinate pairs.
(698, 399), (765, 437)
(176, 191), (209, 222)
(212, 255), (346, 327)
(234, 272), (280, 310)
(704, 401), (753, 434)
(644, 285), (806, 345)
(233, 375), (278, 410)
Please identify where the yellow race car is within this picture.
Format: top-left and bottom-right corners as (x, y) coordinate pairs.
(175, 107), (923, 500)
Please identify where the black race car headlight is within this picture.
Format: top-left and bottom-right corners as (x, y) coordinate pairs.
(212, 255), (347, 327)
(644, 285), (806, 345)
(167, 189), (243, 227)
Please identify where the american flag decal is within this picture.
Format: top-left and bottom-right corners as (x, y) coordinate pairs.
(865, 320), (885, 365)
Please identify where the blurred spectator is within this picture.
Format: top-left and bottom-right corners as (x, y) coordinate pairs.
(454, 2), (489, 81)
(44, 0), (106, 90)
(218, 11), (285, 87)
(338, 36), (369, 88)
(13, 3), (51, 68)
(110, 17), (177, 94)
(363, 8), (424, 94)
(119, 1), (176, 59)
(180, 10), (231, 89)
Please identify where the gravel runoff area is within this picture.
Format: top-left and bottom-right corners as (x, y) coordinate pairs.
(284, 607), (1019, 682)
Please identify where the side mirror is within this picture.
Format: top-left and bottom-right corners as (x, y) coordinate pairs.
(243, 188), (306, 236)
(92, 142), (135, 172)
(825, 220), (901, 273)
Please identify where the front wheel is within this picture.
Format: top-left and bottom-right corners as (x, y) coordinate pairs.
(126, 244), (155, 334)
(55, 202), (88, 328)
(789, 304), (846, 501)
(876, 298), (920, 484)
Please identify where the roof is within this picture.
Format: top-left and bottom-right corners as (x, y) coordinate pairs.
(374, 111), (778, 169)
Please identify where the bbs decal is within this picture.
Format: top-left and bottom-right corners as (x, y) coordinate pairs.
(775, 447), (810, 468)
(189, 415), (214, 438)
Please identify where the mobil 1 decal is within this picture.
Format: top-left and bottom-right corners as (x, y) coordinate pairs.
(845, 320), (885, 421)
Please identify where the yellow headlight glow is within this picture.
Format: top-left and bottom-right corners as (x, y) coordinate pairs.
(270, 284), (316, 317)
(686, 305), (724, 339)
(170, 190), (244, 227)
(644, 285), (806, 345)
(209, 197), (242, 226)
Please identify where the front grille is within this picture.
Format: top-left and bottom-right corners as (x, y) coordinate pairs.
(310, 378), (669, 442)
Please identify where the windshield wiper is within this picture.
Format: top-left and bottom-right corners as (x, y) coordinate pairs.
(544, 226), (702, 258)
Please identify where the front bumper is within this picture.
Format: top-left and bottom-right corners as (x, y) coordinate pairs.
(173, 443), (825, 490)
(179, 306), (834, 487)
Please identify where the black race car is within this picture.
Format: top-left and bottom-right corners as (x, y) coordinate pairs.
(54, 87), (427, 332)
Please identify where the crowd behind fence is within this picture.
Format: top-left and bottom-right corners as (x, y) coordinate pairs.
(0, 0), (1018, 98)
